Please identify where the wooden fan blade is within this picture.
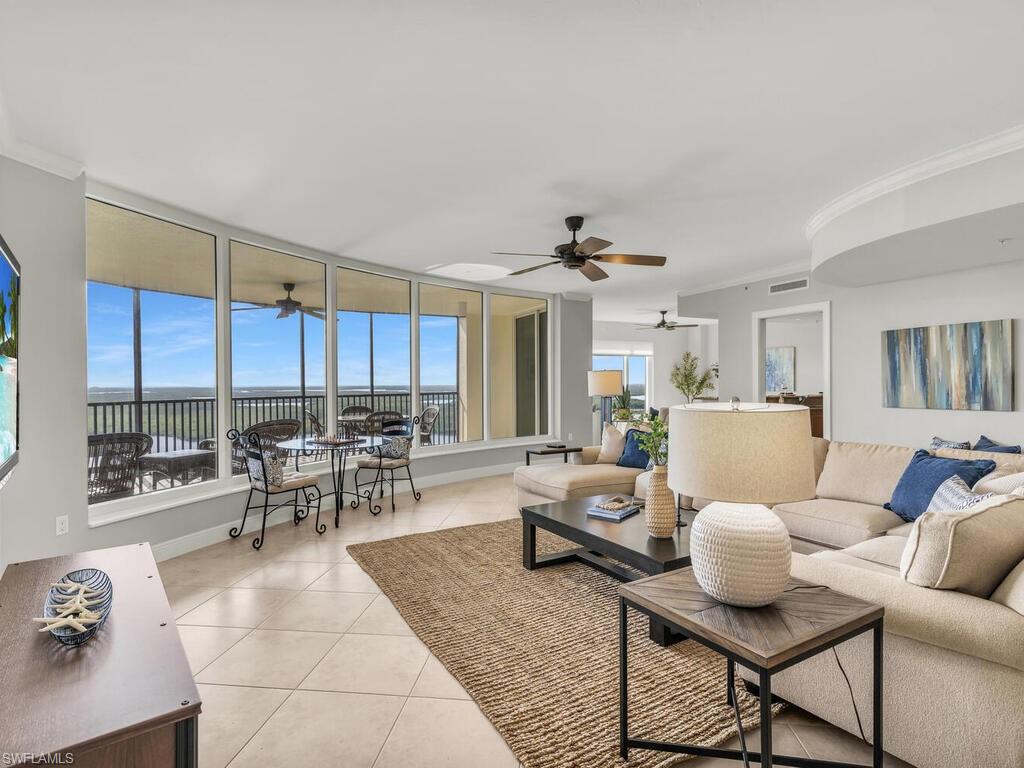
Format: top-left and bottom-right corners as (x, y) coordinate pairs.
(580, 261), (609, 281)
(574, 236), (613, 256)
(591, 253), (666, 266)
(301, 308), (326, 321)
(491, 251), (556, 258)
(507, 261), (559, 277)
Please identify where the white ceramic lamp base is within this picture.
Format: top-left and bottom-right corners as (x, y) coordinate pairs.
(689, 502), (792, 607)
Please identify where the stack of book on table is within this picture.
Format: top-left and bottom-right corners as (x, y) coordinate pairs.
(587, 497), (641, 522)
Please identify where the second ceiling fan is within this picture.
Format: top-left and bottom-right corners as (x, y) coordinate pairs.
(494, 215), (667, 282)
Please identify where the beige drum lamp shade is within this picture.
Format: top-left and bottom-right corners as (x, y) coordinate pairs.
(588, 370), (623, 398)
(667, 403), (815, 505)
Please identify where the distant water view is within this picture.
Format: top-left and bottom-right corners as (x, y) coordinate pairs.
(87, 384), (455, 403)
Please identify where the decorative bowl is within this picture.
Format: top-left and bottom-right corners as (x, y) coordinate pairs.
(42, 568), (113, 646)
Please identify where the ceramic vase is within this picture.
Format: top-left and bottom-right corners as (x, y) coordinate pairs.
(645, 465), (677, 538)
(690, 501), (792, 607)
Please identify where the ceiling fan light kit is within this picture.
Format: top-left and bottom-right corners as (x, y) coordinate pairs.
(494, 215), (667, 282)
(634, 310), (699, 331)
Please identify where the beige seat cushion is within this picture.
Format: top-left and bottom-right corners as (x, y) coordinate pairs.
(264, 472), (319, 492)
(992, 559), (1024, 616)
(885, 522), (915, 537)
(836, 536), (907, 569)
(814, 441), (917, 506)
(810, 549), (902, 576)
(901, 494), (1024, 597)
(513, 463), (642, 502)
(772, 498), (904, 549)
(357, 457), (410, 470)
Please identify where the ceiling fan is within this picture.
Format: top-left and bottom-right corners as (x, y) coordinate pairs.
(635, 310), (697, 331)
(493, 215), (667, 282)
(231, 282), (325, 320)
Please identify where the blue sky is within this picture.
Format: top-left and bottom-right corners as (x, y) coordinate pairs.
(87, 282), (458, 392)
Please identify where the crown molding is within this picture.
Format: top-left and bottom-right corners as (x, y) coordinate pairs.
(675, 258), (810, 298)
(0, 89), (84, 180)
(805, 123), (1024, 242)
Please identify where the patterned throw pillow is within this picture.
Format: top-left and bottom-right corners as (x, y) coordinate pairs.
(930, 436), (971, 451)
(245, 451), (284, 487)
(927, 475), (993, 513)
(381, 436), (411, 460)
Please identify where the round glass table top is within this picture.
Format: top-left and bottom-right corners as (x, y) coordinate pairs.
(276, 435), (387, 453)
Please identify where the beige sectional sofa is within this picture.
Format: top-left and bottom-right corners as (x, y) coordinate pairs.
(514, 437), (1024, 768)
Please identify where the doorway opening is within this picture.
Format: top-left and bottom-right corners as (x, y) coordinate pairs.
(751, 302), (831, 438)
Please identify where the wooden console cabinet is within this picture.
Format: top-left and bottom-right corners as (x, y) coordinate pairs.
(0, 544), (199, 767)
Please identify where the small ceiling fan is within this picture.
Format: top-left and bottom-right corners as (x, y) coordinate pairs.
(493, 215), (667, 282)
(232, 282), (325, 320)
(635, 310), (697, 331)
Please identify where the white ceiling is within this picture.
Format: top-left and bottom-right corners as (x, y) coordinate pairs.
(3, 1), (1024, 322)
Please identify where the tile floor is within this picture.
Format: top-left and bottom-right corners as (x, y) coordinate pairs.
(160, 472), (913, 768)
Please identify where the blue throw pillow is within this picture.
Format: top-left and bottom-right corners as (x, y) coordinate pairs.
(973, 435), (1022, 454)
(617, 428), (651, 470)
(885, 449), (997, 522)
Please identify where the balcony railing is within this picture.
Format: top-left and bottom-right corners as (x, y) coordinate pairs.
(86, 391), (460, 454)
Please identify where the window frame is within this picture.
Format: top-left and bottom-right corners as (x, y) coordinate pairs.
(85, 184), (557, 527)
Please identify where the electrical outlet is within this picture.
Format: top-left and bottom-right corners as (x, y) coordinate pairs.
(567, 432), (573, 442)
(55, 515), (69, 536)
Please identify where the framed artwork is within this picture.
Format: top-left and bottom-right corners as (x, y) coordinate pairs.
(765, 346), (796, 393)
(882, 319), (1013, 410)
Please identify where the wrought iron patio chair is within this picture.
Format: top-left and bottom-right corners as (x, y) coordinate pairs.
(87, 432), (153, 503)
(340, 404), (373, 437)
(226, 428), (324, 551)
(229, 418), (302, 474)
(353, 416), (422, 513)
(298, 409), (329, 468)
(418, 405), (441, 446)
(362, 409), (403, 437)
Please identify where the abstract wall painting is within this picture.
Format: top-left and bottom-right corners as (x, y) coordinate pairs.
(765, 346), (796, 393)
(882, 319), (1013, 411)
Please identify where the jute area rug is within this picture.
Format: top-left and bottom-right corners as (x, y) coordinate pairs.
(347, 519), (772, 768)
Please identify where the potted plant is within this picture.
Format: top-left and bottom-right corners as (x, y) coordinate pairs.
(612, 388), (633, 421)
(635, 417), (675, 538)
(671, 351), (717, 403)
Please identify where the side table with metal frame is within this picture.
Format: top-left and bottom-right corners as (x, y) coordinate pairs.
(618, 567), (884, 768)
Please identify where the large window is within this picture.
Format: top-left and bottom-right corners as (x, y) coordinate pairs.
(86, 200), (217, 500)
(230, 242), (326, 470)
(86, 196), (553, 511)
(489, 295), (548, 438)
(592, 354), (650, 413)
(337, 267), (412, 431)
(418, 283), (483, 444)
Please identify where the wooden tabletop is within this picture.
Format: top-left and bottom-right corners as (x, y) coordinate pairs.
(526, 445), (583, 455)
(0, 544), (200, 759)
(619, 567), (882, 670)
(522, 497), (694, 571)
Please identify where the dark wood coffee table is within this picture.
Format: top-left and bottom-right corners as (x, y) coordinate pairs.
(520, 496), (694, 645)
(619, 567), (884, 767)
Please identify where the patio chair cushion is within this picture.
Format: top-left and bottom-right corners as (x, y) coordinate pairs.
(261, 472), (319, 493)
(357, 457), (411, 470)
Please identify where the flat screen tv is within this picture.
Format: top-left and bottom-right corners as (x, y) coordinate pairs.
(0, 232), (18, 482)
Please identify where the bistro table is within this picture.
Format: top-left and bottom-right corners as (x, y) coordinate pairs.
(138, 448), (216, 488)
(277, 435), (388, 527)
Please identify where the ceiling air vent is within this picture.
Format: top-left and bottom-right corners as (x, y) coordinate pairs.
(768, 277), (809, 294)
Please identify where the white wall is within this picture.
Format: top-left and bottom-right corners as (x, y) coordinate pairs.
(592, 320), (702, 408)
(0, 157), (593, 566)
(679, 261), (1024, 447)
(764, 316), (824, 393)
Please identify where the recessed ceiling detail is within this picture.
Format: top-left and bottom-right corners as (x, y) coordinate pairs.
(424, 263), (511, 282)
